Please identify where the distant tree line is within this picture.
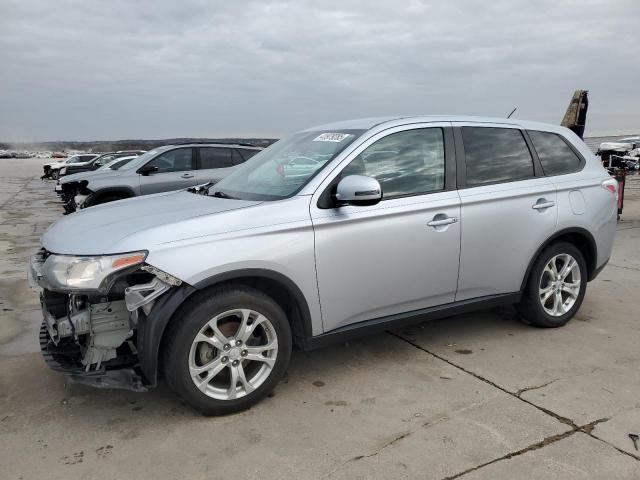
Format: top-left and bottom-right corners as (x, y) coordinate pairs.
(2, 138), (278, 152)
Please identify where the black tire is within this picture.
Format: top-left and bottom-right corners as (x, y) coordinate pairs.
(517, 242), (587, 328)
(163, 285), (292, 415)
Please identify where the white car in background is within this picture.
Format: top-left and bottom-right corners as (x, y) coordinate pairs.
(43, 154), (98, 179)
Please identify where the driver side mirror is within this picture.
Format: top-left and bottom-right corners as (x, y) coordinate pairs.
(335, 175), (382, 206)
(138, 164), (159, 176)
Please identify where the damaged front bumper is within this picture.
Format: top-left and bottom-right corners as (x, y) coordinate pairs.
(31, 250), (182, 391)
(58, 181), (94, 214)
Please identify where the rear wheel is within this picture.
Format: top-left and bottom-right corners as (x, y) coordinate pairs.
(517, 242), (587, 327)
(164, 285), (292, 415)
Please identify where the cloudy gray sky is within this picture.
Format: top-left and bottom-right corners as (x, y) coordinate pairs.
(1, 0), (638, 141)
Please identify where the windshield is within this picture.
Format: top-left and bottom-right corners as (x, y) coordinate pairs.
(119, 149), (162, 170)
(67, 156), (87, 164)
(95, 154), (120, 166)
(210, 130), (364, 200)
(98, 157), (134, 171)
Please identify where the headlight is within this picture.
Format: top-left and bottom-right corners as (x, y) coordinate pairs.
(42, 251), (147, 292)
(60, 167), (67, 174)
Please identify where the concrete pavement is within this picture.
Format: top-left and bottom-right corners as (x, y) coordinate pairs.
(1, 157), (639, 479)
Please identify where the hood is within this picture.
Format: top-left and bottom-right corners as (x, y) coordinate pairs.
(60, 169), (124, 184)
(46, 161), (65, 169)
(42, 190), (261, 255)
(599, 142), (635, 152)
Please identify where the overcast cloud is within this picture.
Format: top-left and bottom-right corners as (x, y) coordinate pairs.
(0, 0), (638, 141)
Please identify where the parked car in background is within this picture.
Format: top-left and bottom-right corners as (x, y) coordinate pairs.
(59, 143), (261, 212)
(42, 154), (99, 179)
(59, 150), (146, 178)
(55, 156), (138, 203)
(30, 116), (617, 415)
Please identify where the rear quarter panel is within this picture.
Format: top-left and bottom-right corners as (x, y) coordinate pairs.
(553, 130), (617, 269)
(554, 171), (617, 268)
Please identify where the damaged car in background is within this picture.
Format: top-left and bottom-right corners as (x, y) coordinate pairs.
(42, 154), (99, 180)
(55, 155), (138, 212)
(57, 143), (261, 213)
(58, 150), (146, 179)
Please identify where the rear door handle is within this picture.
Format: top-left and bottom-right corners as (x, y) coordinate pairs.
(532, 200), (555, 210)
(181, 173), (195, 179)
(427, 216), (458, 227)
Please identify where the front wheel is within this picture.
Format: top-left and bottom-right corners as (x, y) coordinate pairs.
(517, 242), (587, 327)
(163, 285), (292, 415)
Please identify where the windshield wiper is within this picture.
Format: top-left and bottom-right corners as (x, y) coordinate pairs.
(187, 182), (216, 195)
(211, 189), (237, 199)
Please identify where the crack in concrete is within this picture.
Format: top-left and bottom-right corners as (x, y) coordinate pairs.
(352, 431), (412, 461)
(388, 331), (578, 428)
(322, 431), (412, 478)
(441, 419), (609, 480)
(515, 379), (558, 397)
(387, 331), (640, 476)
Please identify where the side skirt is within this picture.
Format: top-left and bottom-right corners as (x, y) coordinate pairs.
(301, 292), (521, 350)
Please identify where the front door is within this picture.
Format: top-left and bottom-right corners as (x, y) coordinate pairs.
(310, 124), (461, 332)
(139, 147), (198, 194)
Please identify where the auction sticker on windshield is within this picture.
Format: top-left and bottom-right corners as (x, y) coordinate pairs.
(313, 133), (352, 142)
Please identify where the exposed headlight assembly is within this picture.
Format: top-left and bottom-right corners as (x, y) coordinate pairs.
(41, 251), (147, 293)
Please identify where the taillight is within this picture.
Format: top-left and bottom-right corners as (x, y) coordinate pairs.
(601, 178), (618, 200)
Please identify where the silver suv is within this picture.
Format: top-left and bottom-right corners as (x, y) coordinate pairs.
(58, 143), (262, 212)
(30, 116), (618, 415)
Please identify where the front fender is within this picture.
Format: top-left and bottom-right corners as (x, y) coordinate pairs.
(138, 283), (197, 386)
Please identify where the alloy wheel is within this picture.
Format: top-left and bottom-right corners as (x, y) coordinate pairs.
(538, 253), (581, 317)
(188, 308), (278, 400)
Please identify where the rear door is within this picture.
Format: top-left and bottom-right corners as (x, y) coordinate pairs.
(196, 147), (235, 184)
(454, 124), (558, 300)
(139, 147), (198, 194)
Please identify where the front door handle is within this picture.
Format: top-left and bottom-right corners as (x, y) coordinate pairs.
(181, 173), (195, 179)
(427, 216), (459, 227)
(532, 200), (556, 210)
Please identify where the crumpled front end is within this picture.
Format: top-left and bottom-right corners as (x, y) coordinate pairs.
(59, 180), (94, 214)
(30, 248), (181, 390)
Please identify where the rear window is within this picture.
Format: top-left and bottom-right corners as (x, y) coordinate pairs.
(462, 127), (534, 186)
(528, 130), (582, 175)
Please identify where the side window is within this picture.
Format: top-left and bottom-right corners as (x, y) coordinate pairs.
(199, 148), (233, 169)
(147, 148), (194, 173)
(528, 130), (582, 175)
(461, 127), (534, 186)
(341, 128), (445, 198)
